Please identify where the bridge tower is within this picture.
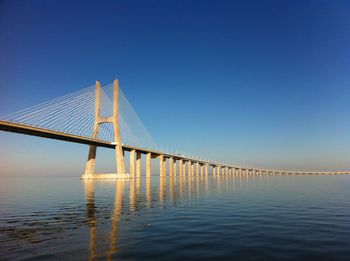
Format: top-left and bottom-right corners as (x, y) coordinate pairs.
(81, 80), (129, 179)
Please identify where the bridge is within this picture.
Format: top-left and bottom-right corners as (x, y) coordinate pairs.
(1, 80), (349, 178)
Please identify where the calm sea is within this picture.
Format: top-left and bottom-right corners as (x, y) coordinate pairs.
(1, 175), (350, 260)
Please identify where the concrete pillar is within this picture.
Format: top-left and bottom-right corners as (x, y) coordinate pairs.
(163, 157), (167, 176)
(112, 80), (126, 174)
(173, 159), (177, 176)
(205, 164), (209, 175)
(179, 159), (183, 176)
(169, 157), (174, 176)
(200, 164), (204, 175)
(129, 149), (136, 177)
(196, 162), (200, 175)
(146, 152), (151, 178)
(159, 154), (165, 177)
(136, 152), (141, 177)
(217, 166), (221, 175)
(84, 82), (102, 177)
(191, 162), (195, 176)
(188, 161), (192, 176)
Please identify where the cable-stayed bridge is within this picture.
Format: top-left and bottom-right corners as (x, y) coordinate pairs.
(1, 80), (349, 178)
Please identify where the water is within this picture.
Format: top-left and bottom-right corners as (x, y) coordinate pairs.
(1, 175), (350, 260)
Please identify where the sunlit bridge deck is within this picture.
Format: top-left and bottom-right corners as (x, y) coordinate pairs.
(1, 120), (349, 176)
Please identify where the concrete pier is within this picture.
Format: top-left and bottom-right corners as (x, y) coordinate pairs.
(136, 152), (141, 177)
(159, 154), (165, 177)
(169, 157), (174, 176)
(188, 161), (192, 176)
(130, 149), (135, 177)
(179, 159), (183, 176)
(173, 159), (177, 176)
(146, 152), (151, 178)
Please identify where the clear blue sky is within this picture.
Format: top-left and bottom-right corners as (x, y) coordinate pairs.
(1, 0), (350, 175)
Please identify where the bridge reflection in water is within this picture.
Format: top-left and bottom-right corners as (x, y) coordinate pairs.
(83, 172), (335, 260)
(83, 174), (234, 260)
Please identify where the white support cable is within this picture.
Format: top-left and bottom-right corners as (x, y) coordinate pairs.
(1, 85), (95, 120)
(6, 88), (95, 124)
(22, 91), (94, 130)
(47, 92), (95, 134)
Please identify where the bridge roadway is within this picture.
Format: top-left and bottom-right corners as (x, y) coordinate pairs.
(1, 120), (349, 176)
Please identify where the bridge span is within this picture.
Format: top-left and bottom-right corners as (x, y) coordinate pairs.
(1, 120), (349, 177)
(1, 80), (349, 178)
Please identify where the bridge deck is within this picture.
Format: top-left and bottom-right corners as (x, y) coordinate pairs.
(1, 120), (349, 175)
(0, 120), (193, 162)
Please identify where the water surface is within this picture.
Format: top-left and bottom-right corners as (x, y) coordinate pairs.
(1, 175), (350, 260)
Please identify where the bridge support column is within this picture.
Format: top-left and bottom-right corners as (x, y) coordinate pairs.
(196, 162), (200, 175)
(136, 152), (141, 177)
(169, 157), (174, 176)
(159, 154), (165, 177)
(84, 144), (98, 178)
(130, 150), (136, 177)
(179, 159), (183, 176)
(112, 80), (127, 177)
(173, 159), (177, 176)
(82, 80), (129, 179)
(146, 152), (151, 178)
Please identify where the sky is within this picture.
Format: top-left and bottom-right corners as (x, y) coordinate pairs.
(1, 0), (350, 176)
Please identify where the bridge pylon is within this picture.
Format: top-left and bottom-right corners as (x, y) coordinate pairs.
(81, 80), (129, 179)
